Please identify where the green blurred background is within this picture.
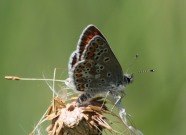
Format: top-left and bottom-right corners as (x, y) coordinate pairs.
(1, 0), (186, 135)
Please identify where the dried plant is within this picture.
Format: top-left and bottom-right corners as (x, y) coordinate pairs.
(5, 76), (143, 135)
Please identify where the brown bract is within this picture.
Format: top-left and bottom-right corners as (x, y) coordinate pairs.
(34, 96), (113, 135)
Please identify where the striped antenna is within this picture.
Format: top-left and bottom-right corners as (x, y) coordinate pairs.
(137, 69), (155, 73)
(131, 69), (155, 76)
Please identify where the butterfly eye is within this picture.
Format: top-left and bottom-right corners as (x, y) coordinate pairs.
(123, 74), (133, 84)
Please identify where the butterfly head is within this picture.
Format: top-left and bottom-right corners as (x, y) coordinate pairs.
(123, 73), (133, 85)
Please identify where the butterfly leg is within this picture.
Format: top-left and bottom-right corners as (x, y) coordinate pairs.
(110, 91), (128, 123)
(111, 94), (122, 111)
(116, 101), (144, 135)
(116, 102), (128, 124)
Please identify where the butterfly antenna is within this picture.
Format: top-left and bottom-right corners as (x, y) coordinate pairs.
(136, 69), (155, 74)
(126, 54), (139, 73)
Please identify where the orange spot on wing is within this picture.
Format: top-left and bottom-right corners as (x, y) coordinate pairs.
(88, 52), (94, 58)
(79, 84), (84, 91)
(76, 73), (82, 77)
(94, 31), (98, 35)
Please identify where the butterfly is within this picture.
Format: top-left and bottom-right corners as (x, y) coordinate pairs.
(65, 24), (133, 104)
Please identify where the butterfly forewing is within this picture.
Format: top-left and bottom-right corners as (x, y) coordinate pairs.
(77, 25), (106, 61)
(68, 25), (104, 74)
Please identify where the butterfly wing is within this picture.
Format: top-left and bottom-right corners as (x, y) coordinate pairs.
(77, 25), (106, 61)
(68, 25), (106, 72)
(72, 35), (124, 92)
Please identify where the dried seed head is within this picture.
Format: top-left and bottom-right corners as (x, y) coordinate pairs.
(44, 97), (112, 135)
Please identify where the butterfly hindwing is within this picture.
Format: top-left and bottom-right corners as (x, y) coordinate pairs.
(72, 35), (123, 92)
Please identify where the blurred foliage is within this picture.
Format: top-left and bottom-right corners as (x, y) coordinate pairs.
(1, 0), (186, 135)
